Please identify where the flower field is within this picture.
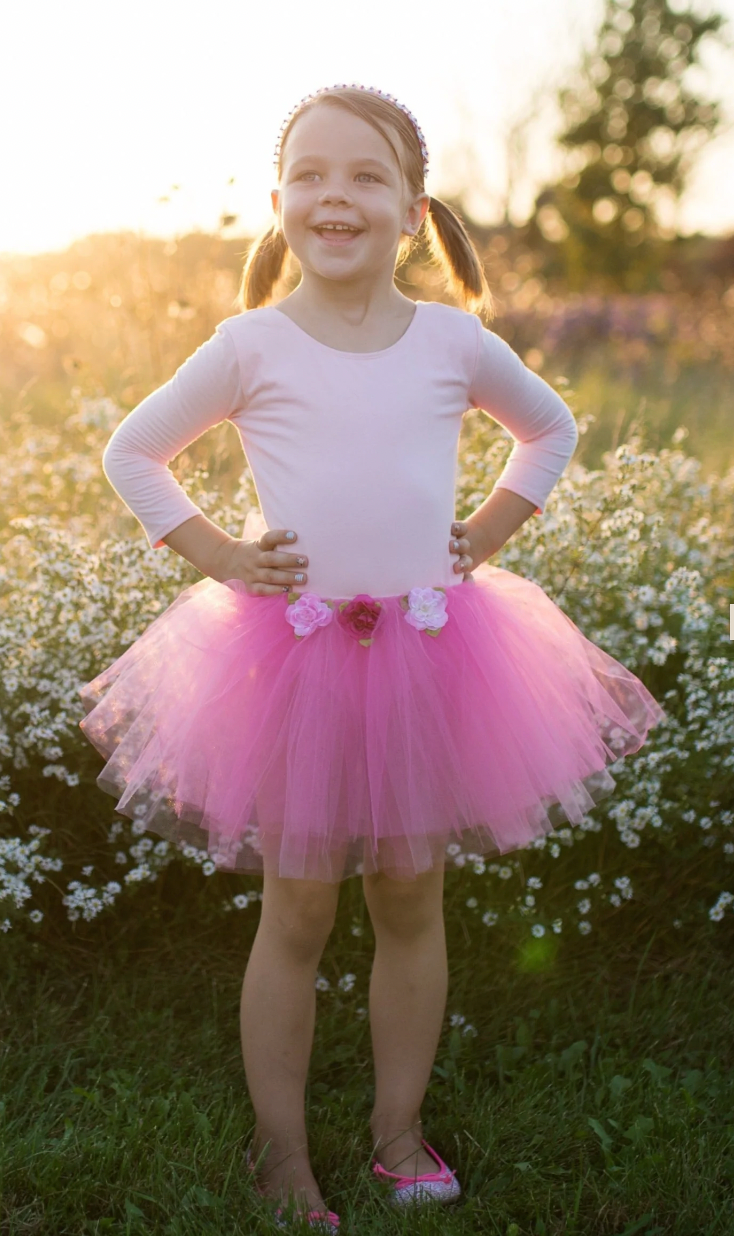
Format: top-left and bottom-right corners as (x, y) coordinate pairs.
(0, 270), (732, 940)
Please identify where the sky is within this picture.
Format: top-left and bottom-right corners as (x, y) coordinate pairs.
(1, 0), (733, 257)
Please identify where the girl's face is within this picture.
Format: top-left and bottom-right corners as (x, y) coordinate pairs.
(271, 104), (428, 286)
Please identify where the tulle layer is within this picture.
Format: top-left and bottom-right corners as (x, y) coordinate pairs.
(78, 565), (667, 883)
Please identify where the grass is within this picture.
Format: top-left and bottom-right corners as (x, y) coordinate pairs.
(561, 355), (734, 479)
(1, 869), (733, 1236)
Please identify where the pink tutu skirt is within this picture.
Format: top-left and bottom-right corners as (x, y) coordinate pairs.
(77, 565), (666, 883)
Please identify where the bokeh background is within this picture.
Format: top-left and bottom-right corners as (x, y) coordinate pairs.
(2, 0), (734, 484)
(2, 3), (734, 1233)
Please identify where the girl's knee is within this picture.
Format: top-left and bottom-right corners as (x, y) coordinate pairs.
(362, 867), (444, 934)
(261, 872), (340, 953)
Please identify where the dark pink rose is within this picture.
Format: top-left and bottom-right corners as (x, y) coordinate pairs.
(336, 594), (385, 644)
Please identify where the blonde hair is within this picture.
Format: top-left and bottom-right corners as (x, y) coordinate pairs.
(236, 87), (494, 320)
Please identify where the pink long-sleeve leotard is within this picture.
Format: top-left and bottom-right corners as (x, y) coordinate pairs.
(101, 300), (579, 600)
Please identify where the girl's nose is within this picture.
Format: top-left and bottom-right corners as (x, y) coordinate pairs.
(319, 184), (351, 203)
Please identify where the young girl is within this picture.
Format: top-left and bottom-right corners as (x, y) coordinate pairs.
(78, 84), (666, 1232)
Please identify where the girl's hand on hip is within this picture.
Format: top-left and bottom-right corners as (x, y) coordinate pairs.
(449, 520), (484, 579)
(226, 528), (309, 596)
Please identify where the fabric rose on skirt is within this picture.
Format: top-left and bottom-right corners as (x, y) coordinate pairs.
(285, 592), (335, 639)
(336, 595), (386, 647)
(400, 586), (448, 636)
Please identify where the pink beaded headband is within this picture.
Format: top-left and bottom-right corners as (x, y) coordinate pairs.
(273, 83), (430, 178)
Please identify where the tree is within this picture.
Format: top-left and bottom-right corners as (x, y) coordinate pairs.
(531, 0), (729, 289)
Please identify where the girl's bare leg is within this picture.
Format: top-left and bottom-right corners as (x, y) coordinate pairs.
(241, 868), (340, 1211)
(362, 865), (448, 1178)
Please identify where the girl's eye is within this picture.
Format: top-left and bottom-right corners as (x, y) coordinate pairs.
(295, 172), (379, 182)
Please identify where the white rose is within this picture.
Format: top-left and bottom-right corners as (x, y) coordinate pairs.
(404, 587), (449, 632)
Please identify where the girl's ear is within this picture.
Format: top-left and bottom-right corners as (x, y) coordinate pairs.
(403, 192), (430, 237)
(271, 188), (280, 218)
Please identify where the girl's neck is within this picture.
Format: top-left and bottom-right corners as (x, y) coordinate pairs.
(274, 283), (418, 353)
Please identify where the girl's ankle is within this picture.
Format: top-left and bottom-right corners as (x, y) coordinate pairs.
(371, 1122), (424, 1155)
(371, 1116), (423, 1138)
(252, 1133), (310, 1161)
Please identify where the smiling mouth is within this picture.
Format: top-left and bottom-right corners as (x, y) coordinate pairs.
(312, 225), (364, 245)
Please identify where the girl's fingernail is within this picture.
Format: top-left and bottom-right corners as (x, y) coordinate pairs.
(452, 540), (460, 550)
(285, 531), (295, 540)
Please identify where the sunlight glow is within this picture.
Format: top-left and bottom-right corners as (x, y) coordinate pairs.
(1, 0), (732, 256)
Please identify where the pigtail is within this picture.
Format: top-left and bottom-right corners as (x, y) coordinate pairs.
(237, 223), (290, 311)
(424, 197), (495, 320)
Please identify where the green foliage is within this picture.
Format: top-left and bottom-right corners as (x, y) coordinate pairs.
(534, 0), (730, 287)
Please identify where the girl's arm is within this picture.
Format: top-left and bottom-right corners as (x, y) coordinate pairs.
(465, 319), (579, 560)
(102, 324), (243, 576)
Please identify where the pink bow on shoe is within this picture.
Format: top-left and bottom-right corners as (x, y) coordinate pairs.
(245, 1147), (341, 1232)
(274, 1207), (341, 1233)
(372, 1138), (462, 1207)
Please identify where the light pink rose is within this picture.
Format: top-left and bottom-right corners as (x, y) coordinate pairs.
(285, 592), (334, 639)
(402, 586), (449, 634)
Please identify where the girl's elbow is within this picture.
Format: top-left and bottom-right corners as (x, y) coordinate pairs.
(101, 431), (133, 489)
(563, 410), (580, 455)
(101, 437), (121, 483)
